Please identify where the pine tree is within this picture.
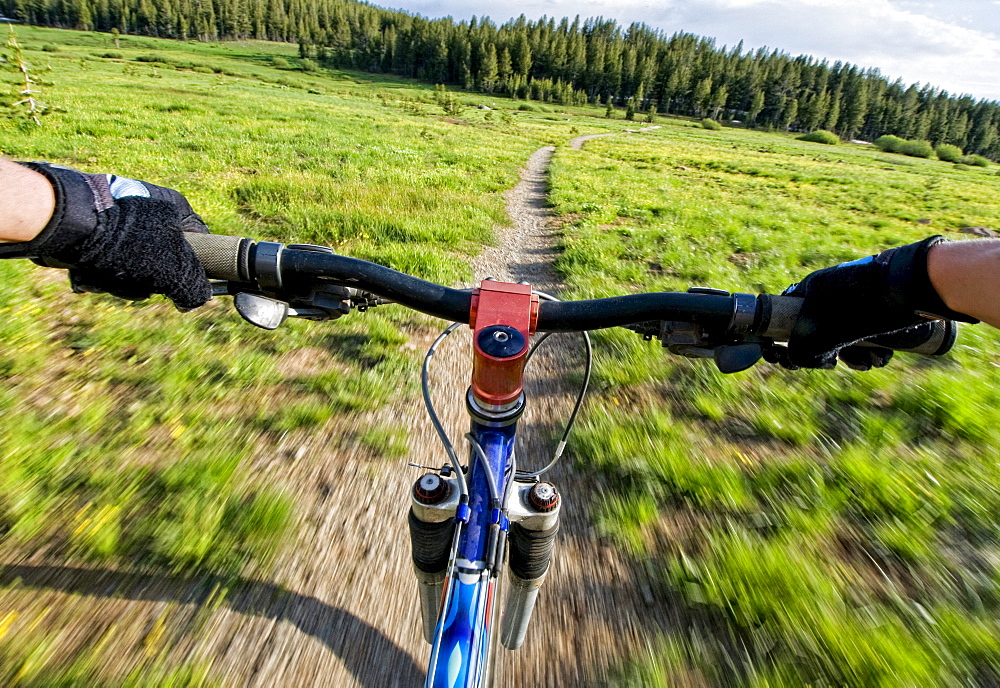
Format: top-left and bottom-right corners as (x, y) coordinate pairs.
(457, 37), (473, 89)
(14, 0), (1000, 161)
(5, 25), (48, 125)
(912, 110), (931, 141)
(265, 0), (286, 40)
(824, 85), (842, 131)
(840, 77), (869, 139)
(136, 0), (156, 35)
(781, 97), (798, 131)
(78, 0), (93, 30)
(693, 76), (712, 118)
(479, 42), (498, 92)
(513, 32), (531, 78)
(969, 108), (997, 154)
(498, 47), (512, 92)
(709, 84), (728, 120)
(748, 89), (764, 125)
(633, 80), (645, 106)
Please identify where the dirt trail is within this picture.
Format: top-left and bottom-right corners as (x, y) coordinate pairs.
(0, 130), (670, 687)
(483, 135), (677, 684)
(570, 125), (661, 150)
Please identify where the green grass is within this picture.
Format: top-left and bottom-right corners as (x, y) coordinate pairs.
(0, 26), (650, 683)
(5, 24), (1000, 687)
(550, 119), (1000, 684)
(0, 26), (593, 574)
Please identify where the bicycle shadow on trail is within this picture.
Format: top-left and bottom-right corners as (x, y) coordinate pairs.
(0, 563), (426, 687)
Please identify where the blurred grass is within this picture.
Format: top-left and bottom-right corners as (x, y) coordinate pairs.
(4, 24), (1000, 686)
(550, 124), (1000, 684)
(0, 25), (583, 573)
(0, 26), (647, 684)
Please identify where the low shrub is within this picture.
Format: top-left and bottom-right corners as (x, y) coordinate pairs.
(935, 143), (963, 163)
(701, 118), (721, 131)
(271, 56), (291, 69)
(40, 43), (60, 52)
(899, 139), (935, 159)
(874, 134), (905, 153)
(95, 51), (123, 59)
(797, 130), (839, 145)
(299, 58), (318, 72)
(965, 154), (991, 167)
(517, 103), (537, 111)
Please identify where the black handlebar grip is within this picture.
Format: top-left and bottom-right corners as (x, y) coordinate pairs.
(761, 294), (957, 356)
(863, 319), (958, 356)
(761, 294), (802, 341)
(183, 233), (251, 282)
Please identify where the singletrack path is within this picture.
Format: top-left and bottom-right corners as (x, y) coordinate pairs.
(476, 132), (676, 685)
(0, 129), (668, 687)
(570, 125), (661, 150)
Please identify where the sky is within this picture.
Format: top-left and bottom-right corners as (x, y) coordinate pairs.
(390, 0), (1000, 102)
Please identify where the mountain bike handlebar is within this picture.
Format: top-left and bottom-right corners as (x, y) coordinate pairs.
(183, 233), (956, 357)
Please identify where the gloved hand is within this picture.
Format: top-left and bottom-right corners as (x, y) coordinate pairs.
(0, 162), (212, 311)
(768, 236), (974, 369)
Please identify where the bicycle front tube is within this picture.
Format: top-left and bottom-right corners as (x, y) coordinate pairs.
(426, 424), (515, 688)
(425, 280), (538, 688)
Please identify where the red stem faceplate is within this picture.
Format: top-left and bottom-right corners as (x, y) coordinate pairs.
(468, 281), (539, 407)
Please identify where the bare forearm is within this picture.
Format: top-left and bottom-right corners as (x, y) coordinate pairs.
(0, 158), (55, 243)
(928, 239), (1000, 328)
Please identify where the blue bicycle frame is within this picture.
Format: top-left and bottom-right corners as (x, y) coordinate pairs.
(412, 279), (560, 687)
(425, 422), (514, 688)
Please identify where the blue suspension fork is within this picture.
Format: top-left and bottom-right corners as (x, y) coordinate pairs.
(425, 422), (515, 688)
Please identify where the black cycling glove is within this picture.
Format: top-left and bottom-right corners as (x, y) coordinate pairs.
(769, 236), (974, 369)
(0, 162), (212, 311)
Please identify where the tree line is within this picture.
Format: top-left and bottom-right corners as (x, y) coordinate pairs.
(5, 0), (1000, 159)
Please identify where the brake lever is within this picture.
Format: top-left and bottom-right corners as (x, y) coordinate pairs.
(626, 319), (765, 374)
(713, 343), (763, 373)
(215, 280), (352, 329)
(234, 292), (288, 329)
(213, 276), (391, 329)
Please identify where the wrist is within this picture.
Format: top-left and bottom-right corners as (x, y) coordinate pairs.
(0, 159), (56, 243)
(0, 163), (105, 261)
(883, 236), (979, 323)
(927, 239), (1000, 327)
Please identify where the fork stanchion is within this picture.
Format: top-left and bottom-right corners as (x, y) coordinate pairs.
(409, 473), (460, 643)
(500, 481), (560, 650)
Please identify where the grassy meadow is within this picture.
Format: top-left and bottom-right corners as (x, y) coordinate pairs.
(551, 124), (1000, 684)
(0, 25), (641, 685)
(2, 24), (1000, 687)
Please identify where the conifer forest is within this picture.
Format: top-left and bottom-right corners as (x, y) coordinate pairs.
(5, 0), (1000, 159)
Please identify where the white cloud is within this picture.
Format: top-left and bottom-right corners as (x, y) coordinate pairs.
(398, 0), (1000, 100)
